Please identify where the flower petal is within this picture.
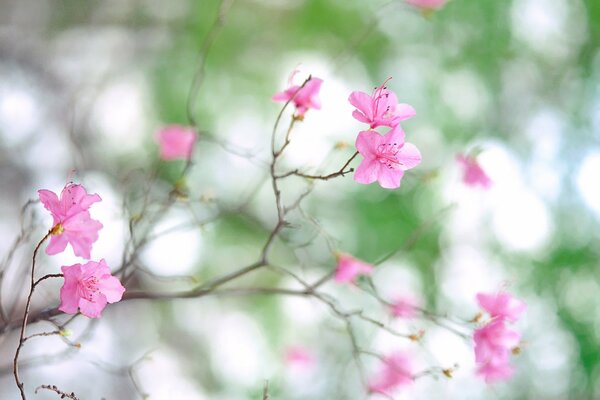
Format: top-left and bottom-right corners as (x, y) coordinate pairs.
(396, 142), (422, 170)
(58, 264), (82, 314)
(354, 158), (380, 185)
(395, 103), (416, 122)
(98, 275), (126, 303)
(78, 295), (108, 318)
(348, 91), (374, 122)
(46, 234), (69, 255)
(377, 167), (404, 189)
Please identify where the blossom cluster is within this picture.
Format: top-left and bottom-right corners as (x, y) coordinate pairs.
(38, 183), (125, 318)
(474, 291), (526, 382)
(271, 72), (520, 393)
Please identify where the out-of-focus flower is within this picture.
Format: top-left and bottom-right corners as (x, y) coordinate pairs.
(390, 296), (418, 319)
(156, 125), (197, 161)
(406, 0), (448, 10)
(368, 351), (414, 395)
(59, 259), (125, 318)
(354, 127), (421, 189)
(334, 253), (373, 284)
(349, 78), (415, 129)
(477, 291), (527, 322)
(272, 73), (323, 118)
(285, 346), (316, 369)
(474, 320), (520, 383)
(38, 183), (103, 259)
(456, 153), (492, 189)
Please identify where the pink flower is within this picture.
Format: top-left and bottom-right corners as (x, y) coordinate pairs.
(349, 79), (415, 129)
(354, 127), (422, 189)
(59, 259), (126, 318)
(406, 0), (448, 10)
(477, 292), (526, 322)
(474, 321), (520, 363)
(457, 153), (492, 189)
(473, 320), (520, 383)
(368, 351), (414, 395)
(38, 183), (103, 259)
(390, 296), (418, 319)
(156, 125), (197, 161)
(334, 253), (373, 284)
(272, 75), (323, 117)
(285, 346), (315, 368)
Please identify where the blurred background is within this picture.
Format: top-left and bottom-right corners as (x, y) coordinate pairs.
(0, 0), (599, 398)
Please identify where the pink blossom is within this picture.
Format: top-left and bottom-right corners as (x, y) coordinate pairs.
(38, 183), (103, 259)
(285, 346), (315, 368)
(368, 351), (414, 395)
(457, 153), (492, 189)
(354, 127), (422, 189)
(59, 259), (125, 318)
(390, 296), (418, 319)
(477, 358), (514, 383)
(476, 292), (526, 322)
(272, 75), (323, 117)
(406, 0), (448, 10)
(156, 125), (197, 161)
(349, 79), (415, 129)
(334, 253), (373, 284)
(474, 320), (520, 383)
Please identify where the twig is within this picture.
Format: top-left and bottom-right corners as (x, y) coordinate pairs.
(13, 231), (51, 399)
(34, 385), (79, 400)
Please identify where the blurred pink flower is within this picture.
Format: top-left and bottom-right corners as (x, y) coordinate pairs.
(59, 259), (125, 318)
(456, 153), (492, 189)
(390, 296), (418, 319)
(477, 291), (526, 322)
(354, 127), (422, 189)
(156, 125), (197, 161)
(474, 320), (520, 383)
(38, 183), (103, 259)
(272, 75), (323, 117)
(285, 346), (315, 368)
(477, 357), (514, 383)
(349, 78), (415, 129)
(368, 351), (414, 395)
(334, 253), (373, 284)
(406, 0), (448, 10)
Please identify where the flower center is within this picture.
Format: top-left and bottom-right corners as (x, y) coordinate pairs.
(376, 143), (403, 170)
(77, 276), (100, 302)
(50, 223), (64, 236)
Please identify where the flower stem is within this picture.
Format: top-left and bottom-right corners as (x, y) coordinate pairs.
(13, 231), (51, 400)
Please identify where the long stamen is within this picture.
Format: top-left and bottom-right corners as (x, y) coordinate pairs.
(373, 77), (393, 118)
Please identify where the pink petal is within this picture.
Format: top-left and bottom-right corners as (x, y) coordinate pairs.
(476, 292), (526, 322)
(353, 158), (380, 185)
(406, 0), (448, 9)
(272, 90), (293, 102)
(351, 110), (370, 124)
(46, 234), (69, 256)
(78, 295), (108, 318)
(58, 264), (82, 315)
(348, 91), (374, 122)
(98, 275), (126, 303)
(156, 125), (197, 161)
(396, 142), (422, 170)
(395, 103), (417, 121)
(382, 125), (406, 145)
(38, 189), (60, 222)
(63, 213), (103, 259)
(60, 184), (101, 217)
(377, 167), (404, 189)
(334, 254), (373, 283)
(355, 130), (382, 157)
